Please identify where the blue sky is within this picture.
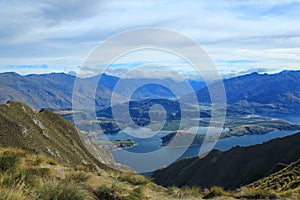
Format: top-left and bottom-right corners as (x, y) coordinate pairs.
(0, 0), (299, 79)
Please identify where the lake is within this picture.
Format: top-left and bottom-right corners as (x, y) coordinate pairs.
(98, 114), (300, 172)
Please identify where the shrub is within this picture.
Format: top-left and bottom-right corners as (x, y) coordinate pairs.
(203, 186), (227, 199)
(31, 155), (43, 166)
(94, 180), (130, 200)
(66, 171), (90, 183)
(0, 151), (21, 172)
(1, 173), (17, 186)
(237, 187), (278, 199)
(124, 186), (144, 200)
(118, 173), (149, 185)
(21, 167), (51, 186)
(0, 183), (32, 200)
(167, 186), (183, 197)
(182, 186), (202, 197)
(1, 166), (51, 187)
(94, 183), (122, 200)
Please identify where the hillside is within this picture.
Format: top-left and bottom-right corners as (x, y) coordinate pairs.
(1, 145), (299, 200)
(247, 159), (300, 192)
(0, 146), (175, 200)
(0, 101), (119, 170)
(152, 132), (300, 190)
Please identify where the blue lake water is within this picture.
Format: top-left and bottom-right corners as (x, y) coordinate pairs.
(99, 114), (300, 172)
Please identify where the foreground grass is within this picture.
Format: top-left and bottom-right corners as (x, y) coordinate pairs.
(0, 146), (299, 200)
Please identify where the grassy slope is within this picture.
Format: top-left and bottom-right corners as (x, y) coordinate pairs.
(0, 146), (299, 200)
(0, 101), (116, 170)
(247, 159), (300, 192)
(0, 146), (208, 200)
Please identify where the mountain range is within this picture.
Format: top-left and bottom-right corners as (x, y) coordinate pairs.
(183, 70), (300, 114)
(1, 70), (300, 115)
(0, 72), (205, 110)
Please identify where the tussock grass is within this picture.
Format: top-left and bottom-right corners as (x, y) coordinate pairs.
(1, 145), (299, 200)
(167, 186), (184, 198)
(66, 171), (90, 183)
(182, 186), (202, 197)
(124, 186), (144, 200)
(0, 183), (31, 200)
(236, 187), (278, 199)
(0, 149), (24, 172)
(203, 186), (227, 199)
(94, 181), (127, 200)
(118, 173), (150, 185)
(34, 179), (95, 200)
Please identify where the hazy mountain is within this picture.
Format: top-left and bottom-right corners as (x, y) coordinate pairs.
(0, 101), (121, 170)
(97, 74), (205, 99)
(152, 132), (300, 189)
(0, 72), (114, 110)
(0, 72), (205, 110)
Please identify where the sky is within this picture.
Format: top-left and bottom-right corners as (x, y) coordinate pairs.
(0, 0), (300, 80)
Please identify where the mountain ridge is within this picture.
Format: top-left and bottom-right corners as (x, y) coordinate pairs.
(0, 72), (205, 110)
(182, 70), (300, 114)
(152, 131), (300, 190)
(0, 101), (129, 171)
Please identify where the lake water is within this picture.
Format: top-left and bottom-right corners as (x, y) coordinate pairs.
(99, 114), (300, 172)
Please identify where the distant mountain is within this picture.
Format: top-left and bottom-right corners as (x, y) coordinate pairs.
(152, 132), (300, 189)
(182, 70), (300, 113)
(0, 72), (124, 110)
(0, 101), (125, 170)
(97, 74), (205, 99)
(0, 72), (205, 110)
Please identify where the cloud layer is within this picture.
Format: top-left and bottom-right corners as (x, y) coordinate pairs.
(0, 0), (299, 78)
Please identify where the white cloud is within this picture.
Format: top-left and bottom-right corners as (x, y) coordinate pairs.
(0, 0), (299, 76)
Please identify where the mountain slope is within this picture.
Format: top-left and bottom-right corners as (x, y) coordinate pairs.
(247, 159), (300, 192)
(0, 101), (117, 170)
(152, 132), (300, 189)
